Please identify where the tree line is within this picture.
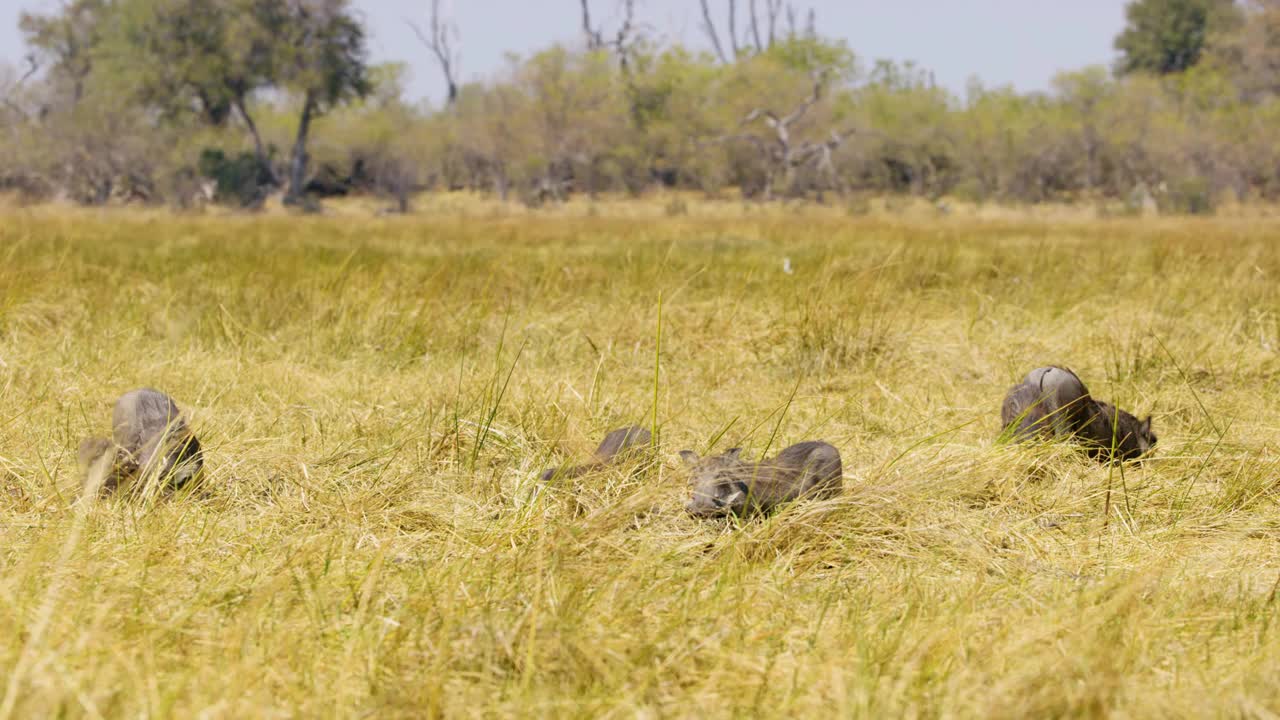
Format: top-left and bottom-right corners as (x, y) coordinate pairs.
(0, 0), (1277, 214)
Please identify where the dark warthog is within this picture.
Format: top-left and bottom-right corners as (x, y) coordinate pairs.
(78, 388), (204, 494)
(680, 441), (842, 518)
(538, 425), (652, 482)
(1001, 366), (1155, 461)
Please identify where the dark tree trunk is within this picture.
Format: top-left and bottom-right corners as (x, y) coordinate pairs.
(233, 95), (276, 187)
(285, 92), (316, 208)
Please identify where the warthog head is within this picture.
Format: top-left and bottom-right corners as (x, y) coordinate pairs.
(679, 448), (750, 517)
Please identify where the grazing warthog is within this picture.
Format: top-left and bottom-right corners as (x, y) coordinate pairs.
(78, 388), (204, 493)
(680, 441), (842, 518)
(1001, 366), (1155, 462)
(538, 425), (652, 482)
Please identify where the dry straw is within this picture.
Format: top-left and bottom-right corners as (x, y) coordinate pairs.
(0, 203), (1278, 716)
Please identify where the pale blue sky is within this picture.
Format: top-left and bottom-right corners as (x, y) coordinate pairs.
(1, 1), (1130, 105)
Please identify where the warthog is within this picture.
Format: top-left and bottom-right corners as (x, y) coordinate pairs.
(78, 388), (204, 493)
(538, 425), (652, 482)
(680, 441), (842, 518)
(1001, 366), (1155, 461)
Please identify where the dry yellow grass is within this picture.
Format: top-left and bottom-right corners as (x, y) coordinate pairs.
(2, 204), (1280, 717)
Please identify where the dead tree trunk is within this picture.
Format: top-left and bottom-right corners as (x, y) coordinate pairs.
(410, 0), (460, 106)
(715, 68), (855, 199)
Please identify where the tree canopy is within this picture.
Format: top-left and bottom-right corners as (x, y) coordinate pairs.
(1114, 0), (1240, 74)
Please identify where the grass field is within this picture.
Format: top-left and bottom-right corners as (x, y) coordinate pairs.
(2, 204), (1280, 717)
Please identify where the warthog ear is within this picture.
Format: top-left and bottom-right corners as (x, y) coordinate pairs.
(678, 450), (700, 465)
(1140, 416), (1153, 434)
(725, 447), (743, 460)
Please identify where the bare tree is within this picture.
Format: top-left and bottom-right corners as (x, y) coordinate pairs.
(612, 0), (639, 70)
(765, 0), (784, 47)
(0, 55), (39, 122)
(579, 0), (640, 69)
(714, 68), (855, 199)
(581, 0), (604, 50)
(747, 0), (787, 52)
(698, 0), (730, 63)
(409, 0), (461, 106)
(703, 1), (809, 60)
(748, 0), (762, 51)
(727, 0), (740, 59)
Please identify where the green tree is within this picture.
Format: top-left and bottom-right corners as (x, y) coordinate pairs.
(20, 0), (369, 208)
(267, 0), (371, 207)
(1115, 0), (1240, 75)
(98, 0), (279, 186)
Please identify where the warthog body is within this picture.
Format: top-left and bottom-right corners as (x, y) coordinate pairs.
(78, 388), (204, 493)
(538, 425), (652, 482)
(681, 441), (842, 518)
(1001, 366), (1155, 462)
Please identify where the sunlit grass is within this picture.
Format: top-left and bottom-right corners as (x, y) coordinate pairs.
(2, 205), (1280, 717)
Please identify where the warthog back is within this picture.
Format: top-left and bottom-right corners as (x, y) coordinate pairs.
(79, 388), (204, 493)
(1001, 366), (1156, 462)
(113, 388), (203, 489)
(538, 425), (652, 482)
(1001, 366), (1095, 441)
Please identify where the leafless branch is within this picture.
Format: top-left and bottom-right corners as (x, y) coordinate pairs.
(707, 0), (794, 61)
(778, 67), (829, 128)
(794, 127), (857, 164)
(580, 0), (641, 69)
(766, 0), (783, 46)
(702, 132), (769, 154)
(408, 0), (460, 105)
(613, 0), (638, 69)
(18, 54), (38, 86)
(743, 0), (792, 54)
(580, 0), (603, 50)
(616, 0), (636, 44)
(748, 0), (762, 52)
(1, 54), (40, 123)
(741, 108), (777, 127)
(739, 67), (831, 142)
(727, 0), (740, 59)
(698, 0), (729, 63)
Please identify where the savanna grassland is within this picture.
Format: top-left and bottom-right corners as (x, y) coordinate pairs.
(3, 202), (1280, 718)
